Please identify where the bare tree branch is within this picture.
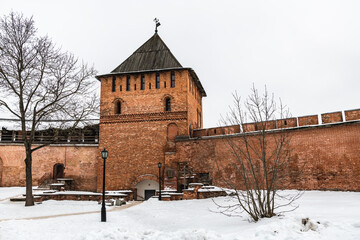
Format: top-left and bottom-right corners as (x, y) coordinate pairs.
(213, 85), (302, 222)
(0, 12), (98, 206)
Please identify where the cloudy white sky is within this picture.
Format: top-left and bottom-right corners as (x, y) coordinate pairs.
(1, 0), (359, 128)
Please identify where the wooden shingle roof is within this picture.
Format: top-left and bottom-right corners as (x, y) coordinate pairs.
(96, 32), (207, 96)
(111, 33), (183, 73)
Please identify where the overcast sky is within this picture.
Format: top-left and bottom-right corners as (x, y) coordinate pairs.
(1, 0), (359, 128)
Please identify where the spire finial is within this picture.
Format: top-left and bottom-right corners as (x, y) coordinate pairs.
(153, 18), (161, 33)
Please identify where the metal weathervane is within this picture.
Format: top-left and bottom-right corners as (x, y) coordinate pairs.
(154, 18), (161, 33)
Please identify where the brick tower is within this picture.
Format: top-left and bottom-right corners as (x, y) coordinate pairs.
(96, 32), (206, 199)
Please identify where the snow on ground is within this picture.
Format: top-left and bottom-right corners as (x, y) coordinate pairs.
(0, 189), (359, 240)
(0, 187), (25, 200)
(0, 200), (113, 220)
(0, 187), (115, 220)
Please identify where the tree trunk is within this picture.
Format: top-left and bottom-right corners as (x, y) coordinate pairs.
(25, 148), (34, 206)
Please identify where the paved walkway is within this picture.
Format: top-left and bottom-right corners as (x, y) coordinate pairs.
(0, 194), (23, 202)
(0, 201), (142, 222)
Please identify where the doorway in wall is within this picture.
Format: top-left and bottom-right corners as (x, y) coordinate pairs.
(145, 190), (156, 200)
(135, 179), (158, 200)
(53, 163), (65, 179)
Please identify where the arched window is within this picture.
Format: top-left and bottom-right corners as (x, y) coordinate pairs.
(165, 97), (171, 111)
(115, 101), (121, 114)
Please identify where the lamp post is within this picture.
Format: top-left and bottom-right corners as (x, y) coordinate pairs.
(101, 148), (108, 222)
(158, 162), (162, 201)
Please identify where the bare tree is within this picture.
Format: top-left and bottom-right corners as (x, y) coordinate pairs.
(0, 12), (98, 206)
(215, 85), (302, 222)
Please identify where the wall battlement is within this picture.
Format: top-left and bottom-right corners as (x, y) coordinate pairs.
(0, 125), (99, 144)
(193, 108), (360, 138)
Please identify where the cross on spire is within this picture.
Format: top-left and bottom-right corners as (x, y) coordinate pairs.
(154, 18), (161, 33)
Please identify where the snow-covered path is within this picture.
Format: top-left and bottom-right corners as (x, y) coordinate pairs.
(0, 201), (142, 222)
(0, 187), (24, 201)
(0, 189), (359, 240)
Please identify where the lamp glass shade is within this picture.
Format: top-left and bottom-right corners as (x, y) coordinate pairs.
(158, 162), (162, 168)
(101, 148), (108, 159)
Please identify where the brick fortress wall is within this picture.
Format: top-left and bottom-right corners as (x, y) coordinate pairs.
(1, 109), (358, 192)
(174, 109), (360, 191)
(0, 144), (98, 191)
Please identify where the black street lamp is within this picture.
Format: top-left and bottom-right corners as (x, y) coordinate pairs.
(158, 162), (162, 201)
(101, 148), (108, 222)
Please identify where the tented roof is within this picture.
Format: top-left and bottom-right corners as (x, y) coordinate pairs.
(112, 33), (182, 73)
